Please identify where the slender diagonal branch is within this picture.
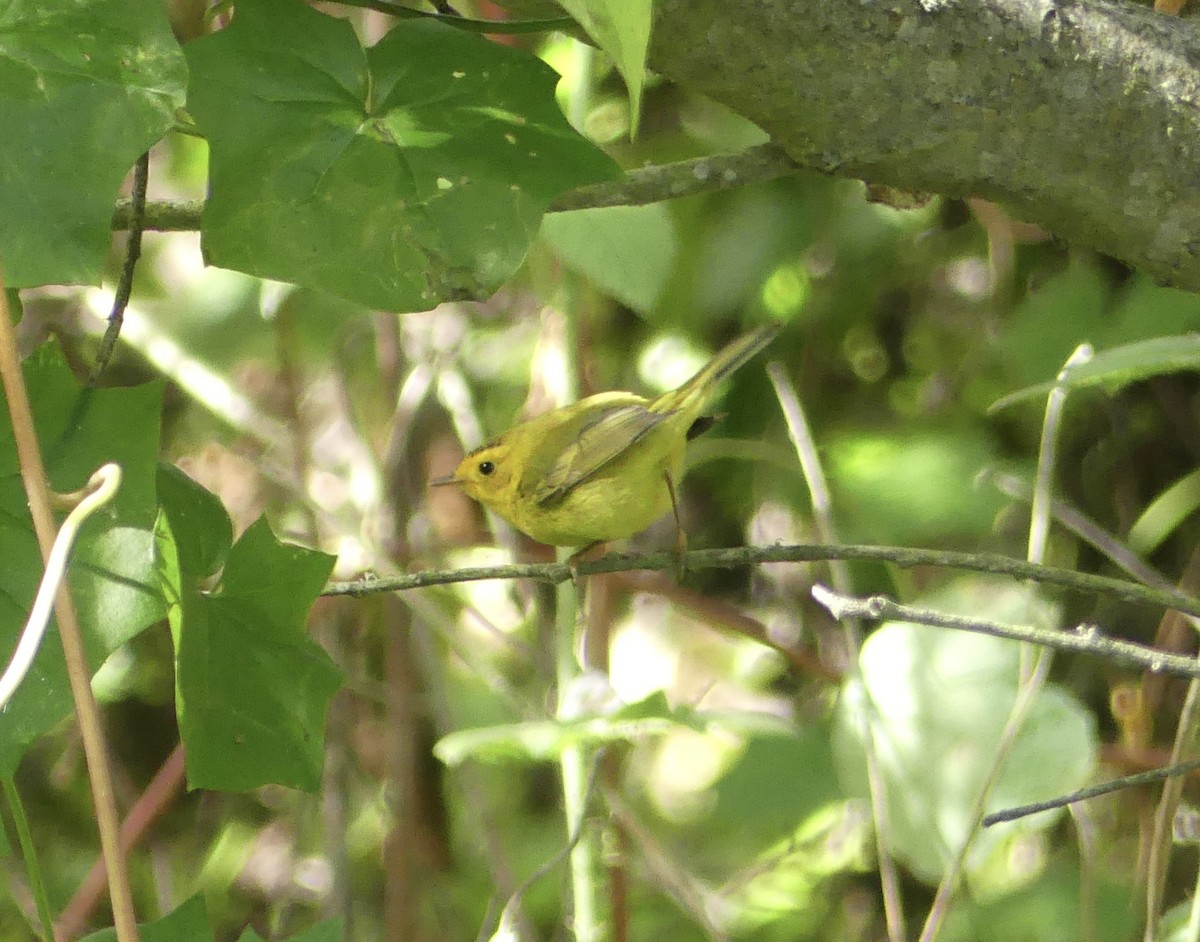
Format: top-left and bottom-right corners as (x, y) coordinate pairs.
(90, 151), (149, 384)
(983, 756), (1200, 827)
(811, 586), (1200, 682)
(325, 543), (1200, 620)
(111, 145), (803, 233)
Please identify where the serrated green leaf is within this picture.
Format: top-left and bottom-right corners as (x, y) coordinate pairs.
(991, 333), (1200, 411)
(81, 894), (210, 942)
(833, 581), (1098, 888)
(557, 0), (652, 137)
(0, 343), (165, 775)
(0, 0), (187, 287)
(156, 463), (232, 581)
(184, 0), (619, 311)
(170, 517), (340, 791)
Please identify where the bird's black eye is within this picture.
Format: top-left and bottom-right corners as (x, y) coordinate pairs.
(478, 460), (495, 476)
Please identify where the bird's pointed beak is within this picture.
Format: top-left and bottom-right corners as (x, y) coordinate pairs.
(429, 471), (461, 487)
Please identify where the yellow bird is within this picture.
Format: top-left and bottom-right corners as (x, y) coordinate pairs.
(431, 324), (780, 548)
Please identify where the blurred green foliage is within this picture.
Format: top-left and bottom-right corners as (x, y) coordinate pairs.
(2, 2), (1200, 941)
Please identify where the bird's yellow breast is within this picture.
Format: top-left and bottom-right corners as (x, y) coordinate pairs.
(503, 421), (687, 545)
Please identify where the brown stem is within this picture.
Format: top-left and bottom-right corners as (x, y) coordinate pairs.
(0, 271), (139, 941)
(56, 746), (186, 940)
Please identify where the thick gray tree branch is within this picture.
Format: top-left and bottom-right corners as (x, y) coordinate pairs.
(647, 0), (1200, 290)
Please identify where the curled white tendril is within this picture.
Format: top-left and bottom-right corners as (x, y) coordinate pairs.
(0, 463), (122, 711)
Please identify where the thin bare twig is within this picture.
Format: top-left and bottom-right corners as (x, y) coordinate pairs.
(982, 756), (1200, 826)
(324, 543), (1200, 621)
(810, 587), (1200, 682)
(111, 145), (803, 232)
(90, 151), (149, 384)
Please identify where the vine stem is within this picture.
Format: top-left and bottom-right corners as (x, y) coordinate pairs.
(918, 344), (1090, 942)
(768, 361), (906, 942)
(1146, 668), (1200, 940)
(0, 272), (140, 942)
(3, 776), (54, 941)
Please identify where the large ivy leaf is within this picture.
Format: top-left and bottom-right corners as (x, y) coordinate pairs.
(0, 344), (165, 775)
(82, 894), (210, 942)
(833, 581), (1097, 890)
(157, 476), (340, 792)
(184, 0), (620, 312)
(556, 0), (652, 136)
(540, 203), (677, 314)
(0, 0), (186, 287)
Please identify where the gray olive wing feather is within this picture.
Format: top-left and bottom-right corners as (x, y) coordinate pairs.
(532, 404), (671, 507)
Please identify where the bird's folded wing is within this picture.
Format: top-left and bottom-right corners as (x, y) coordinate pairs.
(533, 403), (670, 507)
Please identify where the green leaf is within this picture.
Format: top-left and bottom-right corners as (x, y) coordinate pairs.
(827, 428), (1005, 544)
(156, 462), (232, 581)
(993, 265), (1109, 388)
(0, 343), (165, 776)
(556, 0), (652, 137)
(1127, 467), (1200, 557)
(940, 863), (1137, 942)
(991, 333), (1200, 411)
(436, 715), (676, 765)
(704, 723), (844, 857)
(0, 0), (187, 287)
(834, 580), (1098, 889)
(166, 515), (341, 791)
(184, 0), (619, 311)
(240, 919), (342, 942)
(540, 203), (677, 314)
(80, 894), (210, 942)
(436, 690), (788, 765)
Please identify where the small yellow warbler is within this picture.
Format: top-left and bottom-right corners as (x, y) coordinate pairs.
(431, 324), (780, 548)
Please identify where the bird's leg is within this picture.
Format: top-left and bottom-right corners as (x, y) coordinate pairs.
(664, 472), (688, 578)
(567, 542), (607, 602)
(567, 541), (605, 568)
